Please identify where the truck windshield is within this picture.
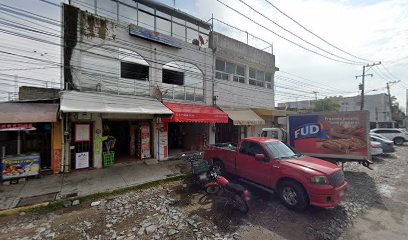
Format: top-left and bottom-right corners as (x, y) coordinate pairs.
(262, 141), (299, 160)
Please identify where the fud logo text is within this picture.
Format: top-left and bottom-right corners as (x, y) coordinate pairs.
(294, 123), (321, 139)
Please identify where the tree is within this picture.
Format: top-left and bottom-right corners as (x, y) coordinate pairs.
(313, 98), (340, 112)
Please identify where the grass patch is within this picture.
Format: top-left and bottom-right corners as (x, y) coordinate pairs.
(1, 174), (188, 217)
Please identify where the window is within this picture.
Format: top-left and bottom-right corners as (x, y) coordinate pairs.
(138, 10), (154, 30)
(120, 62), (149, 80)
(265, 73), (272, 89)
(156, 17), (171, 35)
(163, 69), (184, 85)
(249, 67), (273, 88)
(172, 22), (186, 40)
(239, 141), (251, 154)
(246, 142), (267, 157)
(262, 141), (296, 160)
(216, 59), (245, 83)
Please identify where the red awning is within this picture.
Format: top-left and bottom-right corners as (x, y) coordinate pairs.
(163, 102), (228, 123)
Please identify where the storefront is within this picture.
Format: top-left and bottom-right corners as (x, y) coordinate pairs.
(162, 102), (228, 156)
(216, 107), (265, 143)
(60, 91), (172, 171)
(0, 103), (61, 177)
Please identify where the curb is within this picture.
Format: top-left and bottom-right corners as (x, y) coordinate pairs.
(0, 174), (188, 217)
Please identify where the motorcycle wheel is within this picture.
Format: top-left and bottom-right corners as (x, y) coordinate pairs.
(232, 194), (249, 213)
(205, 185), (221, 194)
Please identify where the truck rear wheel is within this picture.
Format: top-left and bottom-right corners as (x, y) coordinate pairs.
(279, 180), (309, 211)
(212, 160), (225, 176)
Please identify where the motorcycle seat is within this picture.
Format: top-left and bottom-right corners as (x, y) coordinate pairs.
(226, 183), (246, 195)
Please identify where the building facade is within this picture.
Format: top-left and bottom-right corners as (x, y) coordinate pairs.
(61, 0), (230, 171)
(210, 32), (277, 143)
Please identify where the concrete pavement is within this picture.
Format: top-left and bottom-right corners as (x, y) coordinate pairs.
(0, 160), (185, 210)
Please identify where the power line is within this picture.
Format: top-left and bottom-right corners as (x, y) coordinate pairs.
(215, 0), (362, 65)
(262, 0), (372, 62)
(238, 0), (365, 64)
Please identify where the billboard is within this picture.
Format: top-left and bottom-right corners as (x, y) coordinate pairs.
(288, 111), (369, 159)
(1, 154), (40, 180)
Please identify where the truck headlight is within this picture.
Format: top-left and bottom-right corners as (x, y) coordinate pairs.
(311, 176), (329, 185)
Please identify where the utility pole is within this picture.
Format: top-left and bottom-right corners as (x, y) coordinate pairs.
(386, 80), (400, 122)
(312, 91), (318, 101)
(356, 62), (381, 110)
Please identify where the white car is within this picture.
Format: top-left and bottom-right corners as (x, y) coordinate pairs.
(370, 128), (408, 145)
(370, 141), (383, 156)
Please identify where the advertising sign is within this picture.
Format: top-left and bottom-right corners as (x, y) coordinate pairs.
(129, 24), (183, 49)
(288, 111), (369, 159)
(141, 125), (151, 159)
(75, 124), (90, 142)
(1, 154), (40, 180)
(75, 152), (89, 169)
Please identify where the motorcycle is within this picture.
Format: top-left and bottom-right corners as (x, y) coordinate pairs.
(203, 168), (250, 213)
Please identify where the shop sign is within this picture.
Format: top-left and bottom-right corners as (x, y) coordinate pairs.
(75, 124), (90, 142)
(75, 152), (89, 169)
(77, 112), (91, 120)
(0, 123), (33, 131)
(141, 125), (151, 159)
(1, 154), (40, 180)
(129, 24), (183, 49)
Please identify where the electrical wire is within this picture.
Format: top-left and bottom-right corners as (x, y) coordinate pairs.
(262, 0), (373, 62)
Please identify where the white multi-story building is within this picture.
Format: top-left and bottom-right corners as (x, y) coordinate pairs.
(210, 32), (277, 143)
(59, 0), (278, 171)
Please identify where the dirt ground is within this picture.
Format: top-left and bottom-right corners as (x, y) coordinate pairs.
(0, 146), (407, 240)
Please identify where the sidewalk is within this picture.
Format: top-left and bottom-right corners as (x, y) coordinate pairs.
(0, 160), (186, 210)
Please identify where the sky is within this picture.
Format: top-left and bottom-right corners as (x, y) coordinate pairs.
(0, 0), (407, 112)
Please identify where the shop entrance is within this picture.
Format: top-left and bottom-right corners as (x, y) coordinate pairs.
(103, 120), (152, 163)
(0, 123), (52, 171)
(103, 121), (130, 163)
(168, 123), (208, 155)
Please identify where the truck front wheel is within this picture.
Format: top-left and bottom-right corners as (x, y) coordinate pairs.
(279, 180), (309, 211)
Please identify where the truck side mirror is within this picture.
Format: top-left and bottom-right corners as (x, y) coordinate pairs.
(255, 154), (267, 162)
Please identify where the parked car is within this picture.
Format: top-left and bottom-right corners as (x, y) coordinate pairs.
(370, 132), (388, 140)
(369, 134), (395, 153)
(204, 138), (348, 210)
(370, 128), (408, 145)
(370, 141), (384, 156)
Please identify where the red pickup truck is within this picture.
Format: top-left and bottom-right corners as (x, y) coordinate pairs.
(204, 138), (348, 210)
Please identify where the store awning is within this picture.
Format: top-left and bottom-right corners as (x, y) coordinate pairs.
(162, 102), (228, 123)
(0, 103), (59, 123)
(60, 91), (173, 115)
(253, 108), (297, 117)
(220, 107), (265, 126)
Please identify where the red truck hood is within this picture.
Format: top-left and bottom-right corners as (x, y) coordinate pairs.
(281, 156), (340, 176)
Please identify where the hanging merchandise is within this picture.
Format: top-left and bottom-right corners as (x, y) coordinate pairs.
(103, 136), (116, 167)
(141, 125), (151, 159)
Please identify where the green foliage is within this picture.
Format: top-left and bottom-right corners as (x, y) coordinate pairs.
(313, 98), (340, 112)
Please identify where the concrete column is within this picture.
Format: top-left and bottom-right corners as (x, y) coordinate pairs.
(93, 114), (103, 168)
(153, 118), (159, 160)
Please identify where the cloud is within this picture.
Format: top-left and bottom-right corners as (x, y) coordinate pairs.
(194, 0), (408, 107)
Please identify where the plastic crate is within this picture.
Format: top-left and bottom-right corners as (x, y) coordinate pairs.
(191, 160), (209, 175)
(103, 151), (115, 167)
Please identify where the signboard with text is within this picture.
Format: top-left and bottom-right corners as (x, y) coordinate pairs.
(288, 111), (369, 159)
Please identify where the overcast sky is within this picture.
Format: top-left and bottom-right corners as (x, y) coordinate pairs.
(0, 0), (407, 111)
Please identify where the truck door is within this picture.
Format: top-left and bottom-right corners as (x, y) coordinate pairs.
(236, 141), (271, 186)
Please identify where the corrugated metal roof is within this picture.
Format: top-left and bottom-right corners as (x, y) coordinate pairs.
(0, 103), (59, 123)
(219, 107), (265, 126)
(60, 91), (173, 115)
